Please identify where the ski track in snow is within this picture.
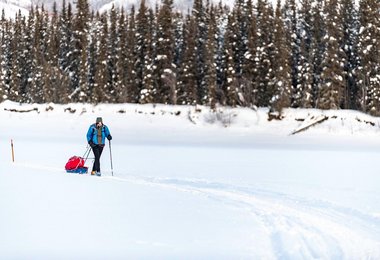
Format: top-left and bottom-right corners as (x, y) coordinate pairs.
(102, 173), (380, 259)
(9, 161), (380, 259)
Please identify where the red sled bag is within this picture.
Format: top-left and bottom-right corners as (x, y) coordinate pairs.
(65, 156), (85, 171)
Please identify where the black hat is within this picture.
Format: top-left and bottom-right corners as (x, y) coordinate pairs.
(96, 117), (103, 123)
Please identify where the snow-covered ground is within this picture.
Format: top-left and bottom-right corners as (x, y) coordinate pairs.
(1, 101), (380, 259)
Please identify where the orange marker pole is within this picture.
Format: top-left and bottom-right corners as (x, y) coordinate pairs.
(11, 139), (15, 162)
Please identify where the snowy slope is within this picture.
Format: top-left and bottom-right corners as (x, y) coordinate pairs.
(1, 102), (380, 259)
(0, 0), (284, 16)
(0, 0), (194, 13)
(0, 1), (29, 18)
(0, 0), (235, 15)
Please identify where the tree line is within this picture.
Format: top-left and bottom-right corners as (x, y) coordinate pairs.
(0, 0), (379, 116)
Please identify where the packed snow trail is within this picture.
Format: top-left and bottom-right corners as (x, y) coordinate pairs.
(104, 174), (380, 259)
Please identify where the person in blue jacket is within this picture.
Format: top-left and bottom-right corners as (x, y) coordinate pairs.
(87, 117), (112, 175)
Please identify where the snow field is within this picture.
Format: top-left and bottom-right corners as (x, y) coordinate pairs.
(1, 102), (380, 259)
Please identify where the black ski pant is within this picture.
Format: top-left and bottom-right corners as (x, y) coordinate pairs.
(92, 145), (104, 172)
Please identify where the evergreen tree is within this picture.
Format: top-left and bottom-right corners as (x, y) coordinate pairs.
(139, 8), (156, 104)
(115, 8), (128, 103)
(9, 12), (23, 102)
(233, 0), (249, 77)
(66, 0), (90, 102)
(0, 37), (2, 102)
(21, 8), (36, 103)
(173, 12), (184, 72)
(341, 0), (359, 110)
(39, 6), (54, 103)
(295, 0), (314, 108)
(103, 5), (119, 103)
(29, 7), (46, 103)
(177, 13), (197, 105)
(154, 0), (176, 104)
(38, 5), (49, 59)
(0, 10), (6, 102)
(1, 20), (12, 101)
(255, 0), (275, 107)
(59, 0), (74, 102)
(48, 3), (60, 67)
(269, 0), (292, 116)
(12, 12), (27, 103)
(283, 0), (300, 107)
(58, 0), (68, 69)
(226, 0), (250, 106)
(87, 11), (100, 104)
(357, 0), (380, 115)
(126, 6), (137, 103)
(192, 0), (208, 104)
(241, 0), (257, 107)
(47, 2), (62, 103)
(135, 0), (150, 102)
(317, 0), (346, 110)
(93, 13), (110, 103)
(223, 11), (239, 107)
(214, 3), (229, 105)
(205, 5), (218, 109)
(310, 0), (325, 108)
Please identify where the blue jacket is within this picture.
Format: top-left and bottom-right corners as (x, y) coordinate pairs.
(87, 124), (111, 145)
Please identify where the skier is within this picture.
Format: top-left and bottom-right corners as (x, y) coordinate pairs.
(87, 117), (112, 176)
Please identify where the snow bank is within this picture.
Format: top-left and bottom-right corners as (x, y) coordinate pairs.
(1, 101), (380, 137)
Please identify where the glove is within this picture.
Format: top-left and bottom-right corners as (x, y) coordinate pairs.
(107, 135), (112, 141)
(88, 141), (95, 148)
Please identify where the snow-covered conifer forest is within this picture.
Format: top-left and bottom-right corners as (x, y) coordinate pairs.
(0, 0), (378, 116)
(2, 1), (380, 258)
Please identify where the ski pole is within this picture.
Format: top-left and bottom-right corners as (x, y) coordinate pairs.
(83, 145), (92, 164)
(109, 140), (114, 176)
